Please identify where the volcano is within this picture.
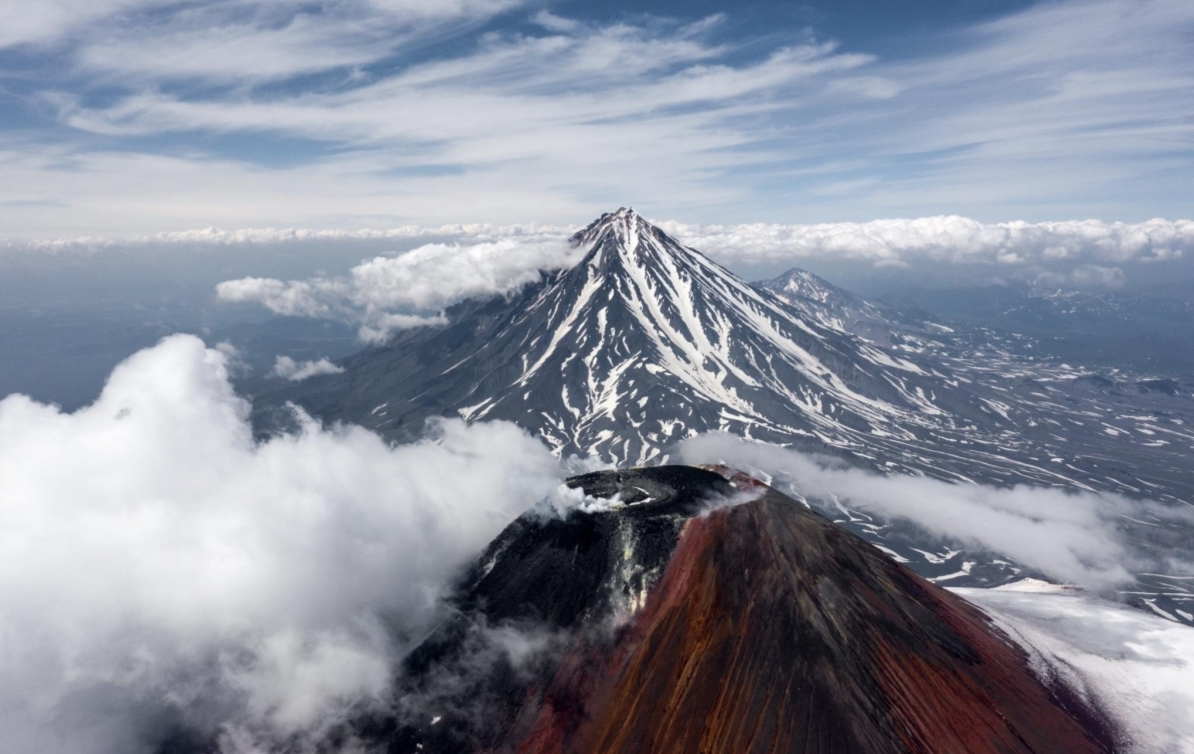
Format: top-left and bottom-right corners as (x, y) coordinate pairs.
(273, 208), (994, 467)
(262, 208), (1194, 619)
(347, 465), (1116, 754)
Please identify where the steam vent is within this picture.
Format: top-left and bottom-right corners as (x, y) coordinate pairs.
(362, 465), (1119, 754)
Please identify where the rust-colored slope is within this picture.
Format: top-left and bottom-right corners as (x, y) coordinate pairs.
(513, 476), (1116, 754)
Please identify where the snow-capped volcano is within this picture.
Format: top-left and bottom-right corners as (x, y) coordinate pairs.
(265, 208), (1194, 614)
(485, 207), (990, 462)
(274, 208), (989, 465)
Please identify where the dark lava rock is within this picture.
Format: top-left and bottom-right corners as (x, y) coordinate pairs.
(366, 465), (1120, 754)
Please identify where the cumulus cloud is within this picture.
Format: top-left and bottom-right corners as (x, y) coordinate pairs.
(216, 238), (580, 342)
(216, 277), (348, 318)
(0, 334), (567, 753)
(659, 216), (1194, 268)
(270, 356), (345, 381)
(677, 433), (1194, 590)
(348, 239), (579, 311)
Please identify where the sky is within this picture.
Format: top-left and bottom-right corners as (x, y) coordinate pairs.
(1, 0), (1192, 238)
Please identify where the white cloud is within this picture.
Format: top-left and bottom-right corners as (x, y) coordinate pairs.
(348, 239), (580, 310)
(1, 220), (573, 253)
(0, 334), (567, 753)
(1, 0), (1193, 233)
(660, 216), (1194, 268)
(216, 238), (581, 342)
(216, 277), (347, 318)
(12, 216), (1192, 273)
(0, 0), (525, 52)
(677, 433), (1194, 591)
(270, 356), (345, 381)
(0, 10), (888, 236)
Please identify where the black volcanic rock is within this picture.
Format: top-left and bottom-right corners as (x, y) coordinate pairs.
(363, 465), (1118, 754)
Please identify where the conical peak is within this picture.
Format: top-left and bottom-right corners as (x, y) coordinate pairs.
(570, 207), (654, 249)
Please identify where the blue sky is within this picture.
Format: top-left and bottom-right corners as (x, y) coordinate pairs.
(0, 0), (1191, 237)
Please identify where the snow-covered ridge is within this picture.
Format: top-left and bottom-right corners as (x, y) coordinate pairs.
(436, 207), (994, 465)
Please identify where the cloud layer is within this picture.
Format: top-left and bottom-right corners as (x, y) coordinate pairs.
(660, 216), (1193, 268)
(678, 433), (1194, 591)
(0, 334), (566, 753)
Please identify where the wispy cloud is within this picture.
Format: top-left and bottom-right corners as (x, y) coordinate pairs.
(0, 0), (1191, 235)
(0, 0), (526, 51)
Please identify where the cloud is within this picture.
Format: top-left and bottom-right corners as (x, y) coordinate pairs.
(347, 239), (579, 310)
(270, 356), (345, 381)
(216, 277), (347, 318)
(216, 238), (581, 342)
(0, 0), (525, 51)
(0, 334), (568, 753)
(0, 0), (1188, 235)
(1, 220), (572, 254)
(15, 214), (1190, 278)
(660, 216), (1194, 268)
(677, 433), (1194, 591)
(0, 6), (893, 236)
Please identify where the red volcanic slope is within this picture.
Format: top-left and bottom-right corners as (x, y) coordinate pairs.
(505, 470), (1117, 754)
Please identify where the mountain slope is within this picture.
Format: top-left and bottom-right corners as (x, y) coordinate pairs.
(273, 208), (993, 466)
(362, 466), (1118, 754)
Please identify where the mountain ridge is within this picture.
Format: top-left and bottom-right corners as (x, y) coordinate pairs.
(262, 209), (1194, 615)
(269, 208), (995, 465)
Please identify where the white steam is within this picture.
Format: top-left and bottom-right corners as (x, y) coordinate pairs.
(678, 433), (1194, 591)
(0, 334), (566, 753)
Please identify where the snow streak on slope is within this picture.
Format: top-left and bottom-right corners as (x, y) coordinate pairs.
(270, 209), (1194, 606)
(442, 208), (993, 465)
